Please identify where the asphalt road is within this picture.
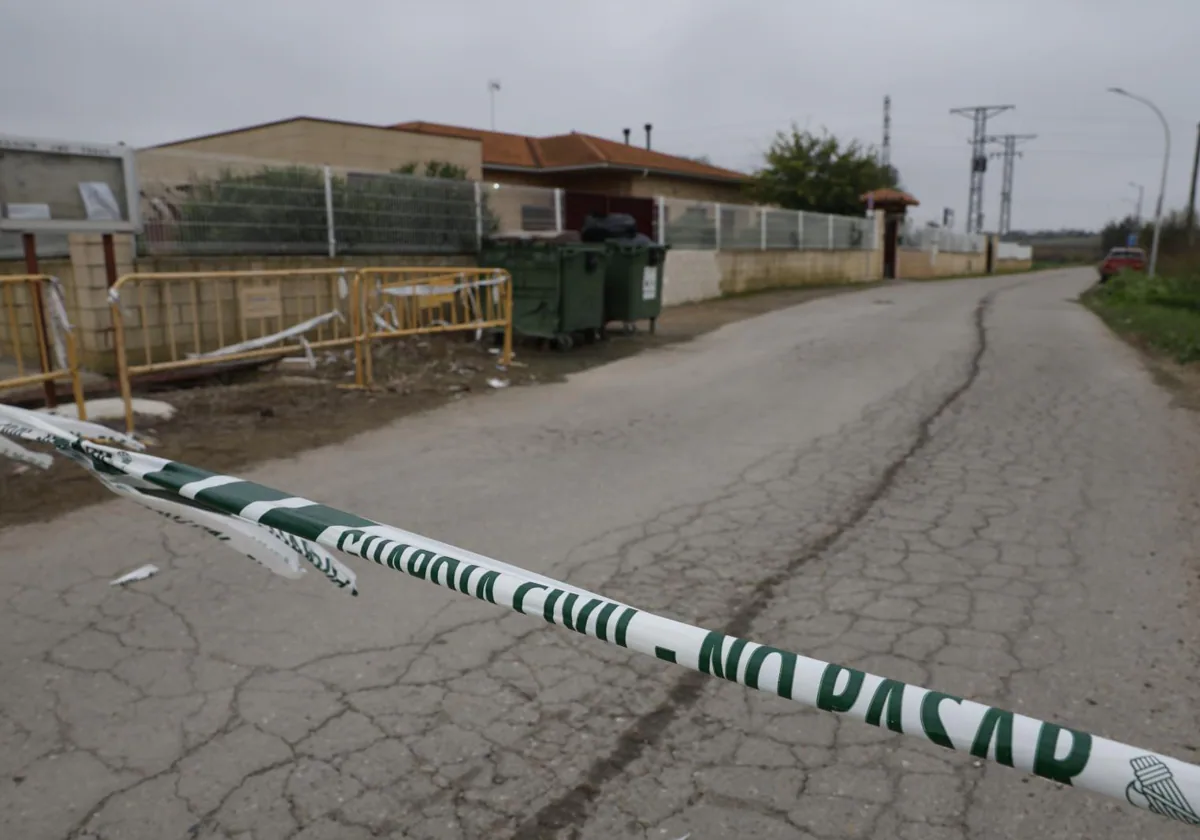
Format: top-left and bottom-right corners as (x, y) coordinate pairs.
(3, 267), (1200, 840)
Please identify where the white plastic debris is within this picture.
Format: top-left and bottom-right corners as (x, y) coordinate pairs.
(110, 565), (160, 586)
(0, 435), (53, 470)
(487, 378), (509, 389)
(42, 397), (175, 423)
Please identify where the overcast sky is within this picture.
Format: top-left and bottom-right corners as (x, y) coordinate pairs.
(3, 0), (1197, 231)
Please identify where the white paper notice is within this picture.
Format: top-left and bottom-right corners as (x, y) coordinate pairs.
(642, 267), (657, 301)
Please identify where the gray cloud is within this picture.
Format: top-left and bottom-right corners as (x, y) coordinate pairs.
(2, 0), (1196, 230)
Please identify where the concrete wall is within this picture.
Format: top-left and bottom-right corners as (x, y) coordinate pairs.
(662, 251), (723, 306)
(896, 248), (987, 280)
(663, 243), (883, 305)
(996, 258), (1033, 273)
(141, 119), (484, 181)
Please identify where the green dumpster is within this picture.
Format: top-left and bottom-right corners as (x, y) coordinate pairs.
(480, 240), (560, 340)
(602, 242), (668, 334)
(558, 244), (607, 343)
(479, 239), (607, 350)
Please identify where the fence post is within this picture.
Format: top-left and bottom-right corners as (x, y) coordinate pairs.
(714, 202), (722, 251)
(797, 211), (804, 250)
(827, 215), (835, 250)
(323, 166), (336, 258)
(760, 208), (767, 251)
(553, 188), (564, 233)
(656, 196), (666, 246)
(474, 182), (484, 249)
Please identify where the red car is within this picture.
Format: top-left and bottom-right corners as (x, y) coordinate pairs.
(1098, 247), (1146, 283)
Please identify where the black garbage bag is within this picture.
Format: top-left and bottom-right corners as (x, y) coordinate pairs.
(581, 213), (639, 242)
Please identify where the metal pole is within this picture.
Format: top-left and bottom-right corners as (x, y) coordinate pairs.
(1130, 182), (1144, 228)
(323, 166), (336, 258)
(827, 215), (834, 250)
(1186, 122), (1199, 246)
(474, 182), (484, 249)
(950, 106), (1014, 233)
(713, 203), (722, 250)
(656, 197), (666, 246)
(22, 233), (57, 408)
(760, 208), (767, 251)
(1108, 88), (1171, 277)
(553, 189), (564, 234)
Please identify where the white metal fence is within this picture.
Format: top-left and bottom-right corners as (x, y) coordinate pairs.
(124, 149), (878, 257)
(658, 197), (874, 251)
(900, 222), (987, 254)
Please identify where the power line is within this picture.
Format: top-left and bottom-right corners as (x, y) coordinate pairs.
(985, 133), (1037, 235)
(950, 105), (1014, 233)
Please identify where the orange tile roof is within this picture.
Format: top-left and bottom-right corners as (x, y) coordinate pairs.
(861, 188), (920, 206)
(393, 121), (748, 182)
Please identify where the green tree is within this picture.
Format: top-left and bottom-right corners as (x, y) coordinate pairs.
(1100, 209), (1197, 255)
(750, 127), (899, 216)
(393, 160), (470, 180)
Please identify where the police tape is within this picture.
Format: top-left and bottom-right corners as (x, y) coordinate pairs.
(1, 405), (1198, 827)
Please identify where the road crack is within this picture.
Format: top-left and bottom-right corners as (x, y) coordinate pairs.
(508, 292), (996, 840)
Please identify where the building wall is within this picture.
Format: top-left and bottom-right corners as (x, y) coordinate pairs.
(486, 167), (748, 203)
(626, 174), (749, 204)
(141, 119), (484, 181)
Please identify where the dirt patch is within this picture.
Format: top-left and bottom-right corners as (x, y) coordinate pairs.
(1, 282), (878, 529)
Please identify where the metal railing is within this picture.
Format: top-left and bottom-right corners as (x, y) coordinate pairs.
(110, 268), (363, 432)
(0, 275), (87, 416)
(658, 198), (875, 251)
(138, 149), (478, 258)
(136, 149), (876, 256)
(110, 266), (515, 433)
(900, 224), (987, 254)
(355, 268), (513, 388)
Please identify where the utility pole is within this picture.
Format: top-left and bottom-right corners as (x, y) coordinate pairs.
(985, 133), (1036, 236)
(1187, 121), (1200, 246)
(881, 96), (892, 168)
(950, 105), (1014, 233)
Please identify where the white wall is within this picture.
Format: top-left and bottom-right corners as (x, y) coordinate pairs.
(997, 242), (1032, 260)
(662, 251), (722, 306)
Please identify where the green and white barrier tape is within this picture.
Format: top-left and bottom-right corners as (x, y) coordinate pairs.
(2, 404), (1198, 827)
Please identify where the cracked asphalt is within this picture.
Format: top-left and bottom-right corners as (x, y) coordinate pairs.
(3, 266), (1200, 840)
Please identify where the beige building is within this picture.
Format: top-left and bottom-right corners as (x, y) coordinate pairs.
(393, 121), (750, 203)
(138, 117), (484, 182)
(137, 116), (750, 239)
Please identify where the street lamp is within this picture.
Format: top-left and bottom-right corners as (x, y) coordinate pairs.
(1108, 87), (1170, 277)
(488, 79), (501, 131)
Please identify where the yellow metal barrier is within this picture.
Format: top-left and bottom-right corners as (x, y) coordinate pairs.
(355, 267), (513, 388)
(111, 268), (362, 433)
(0, 275), (87, 419)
